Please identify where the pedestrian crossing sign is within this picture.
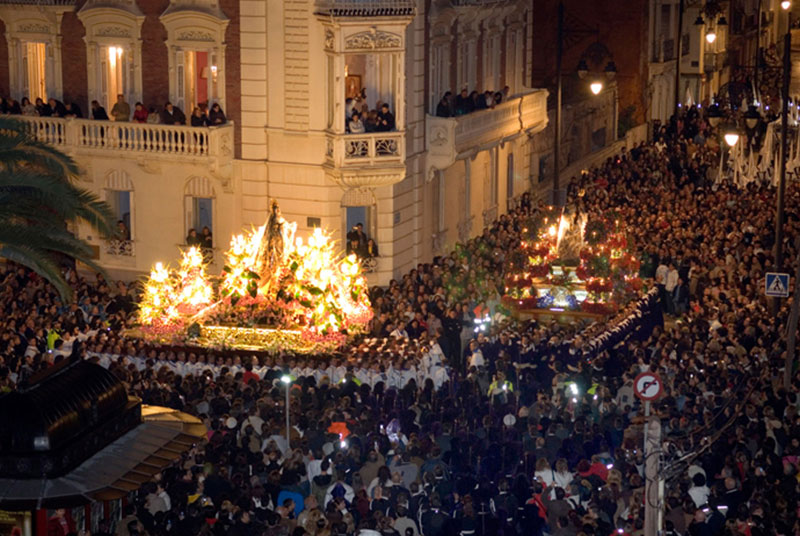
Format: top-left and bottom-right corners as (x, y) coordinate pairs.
(765, 272), (790, 298)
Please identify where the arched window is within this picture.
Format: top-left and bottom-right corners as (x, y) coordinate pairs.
(104, 170), (135, 256)
(184, 176), (216, 247)
(78, 0), (145, 113)
(0, 7), (67, 103)
(161, 4), (229, 113)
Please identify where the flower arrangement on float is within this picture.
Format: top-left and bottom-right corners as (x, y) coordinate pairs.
(502, 207), (643, 316)
(136, 206), (372, 353)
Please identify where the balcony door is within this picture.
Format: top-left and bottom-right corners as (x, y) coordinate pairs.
(175, 49), (219, 113)
(98, 45), (135, 113)
(21, 41), (49, 103)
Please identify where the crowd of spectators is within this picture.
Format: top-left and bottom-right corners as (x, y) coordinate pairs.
(435, 86), (511, 118)
(2, 104), (800, 536)
(0, 93), (227, 127)
(346, 223), (378, 260)
(345, 92), (396, 134)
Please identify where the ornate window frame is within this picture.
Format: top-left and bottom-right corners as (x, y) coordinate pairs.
(78, 0), (145, 108)
(161, 5), (229, 112)
(0, 5), (70, 102)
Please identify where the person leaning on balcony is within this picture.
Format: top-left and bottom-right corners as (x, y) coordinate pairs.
(116, 220), (131, 241)
(146, 107), (160, 124)
(365, 238), (379, 258)
(376, 103), (395, 132)
(111, 94), (130, 122)
(5, 98), (21, 115)
(35, 97), (48, 116)
(133, 102), (148, 123)
(21, 97), (36, 116)
(186, 228), (201, 247)
(48, 98), (67, 118)
(349, 111), (365, 134)
(208, 102), (226, 125)
(91, 100), (109, 120)
(161, 102), (186, 125)
(455, 88), (472, 115)
(201, 226), (213, 248)
(364, 110), (379, 132)
(191, 106), (209, 127)
(436, 92), (453, 118)
(64, 102), (82, 119)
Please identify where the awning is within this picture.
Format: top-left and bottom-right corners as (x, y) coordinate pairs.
(0, 406), (205, 510)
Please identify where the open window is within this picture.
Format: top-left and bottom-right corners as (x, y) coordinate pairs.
(0, 7), (67, 103)
(174, 50), (220, 112)
(184, 176), (216, 260)
(161, 7), (229, 114)
(78, 2), (145, 111)
(104, 170), (134, 257)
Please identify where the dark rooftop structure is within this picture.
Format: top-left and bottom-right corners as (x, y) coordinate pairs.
(0, 357), (204, 510)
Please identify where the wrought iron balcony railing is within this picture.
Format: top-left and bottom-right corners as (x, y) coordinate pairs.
(316, 0), (415, 16)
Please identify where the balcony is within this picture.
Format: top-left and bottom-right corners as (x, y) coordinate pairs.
(0, 0), (73, 4)
(324, 131), (406, 187)
(15, 116), (233, 163)
(454, 90), (547, 154)
(426, 90), (548, 172)
(315, 0), (415, 17)
(652, 38), (675, 63)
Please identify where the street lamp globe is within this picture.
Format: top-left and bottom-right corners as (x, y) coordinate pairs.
(724, 131), (740, 147)
(782, 0), (791, 10)
(590, 81), (603, 95)
(706, 30), (717, 44)
(744, 106), (762, 129)
(281, 374), (292, 384)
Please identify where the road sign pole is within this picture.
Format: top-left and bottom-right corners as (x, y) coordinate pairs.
(783, 239), (800, 390)
(644, 403), (662, 536)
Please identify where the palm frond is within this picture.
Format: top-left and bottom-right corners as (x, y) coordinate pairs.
(0, 117), (115, 301)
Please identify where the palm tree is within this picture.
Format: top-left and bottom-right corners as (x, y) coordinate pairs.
(0, 117), (114, 300)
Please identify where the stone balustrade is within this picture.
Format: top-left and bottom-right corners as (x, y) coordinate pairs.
(15, 116), (234, 161)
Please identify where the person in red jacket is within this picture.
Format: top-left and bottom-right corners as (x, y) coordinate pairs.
(47, 509), (75, 536)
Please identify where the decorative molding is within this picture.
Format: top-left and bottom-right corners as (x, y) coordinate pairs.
(482, 205), (498, 227)
(425, 116), (457, 176)
(136, 156), (161, 174)
(219, 133), (232, 157)
(345, 29), (401, 50)
(96, 26), (131, 38)
(177, 29), (215, 42)
(18, 23), (50, 34)
(432, 230), (447, 255)
(324, 29), (334, 50)
(457, 216), (474, 243)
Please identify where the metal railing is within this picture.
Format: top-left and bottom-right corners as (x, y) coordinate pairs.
(328, 131), (405, 166)
(105, 239), (135, 257)
(316, 0), (415, 16)
(0, 0), (74, 4)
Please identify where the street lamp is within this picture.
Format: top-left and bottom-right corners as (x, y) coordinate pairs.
(705, 30), (717, 43)
(744, 105), (762, 129)
(707, 102), (722, 127)
(782, 0), (791, 10)
(724, 130), (739, 147)
(280, 374), (292, 449)
(552, 0), (617, 206)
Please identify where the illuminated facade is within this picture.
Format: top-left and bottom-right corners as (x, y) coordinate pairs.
(0, 0), (548, 283)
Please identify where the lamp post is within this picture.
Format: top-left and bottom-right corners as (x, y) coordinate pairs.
(552, 1), (617, 206)
(694, 2), (728, 102)
(281, 374), (292, 450)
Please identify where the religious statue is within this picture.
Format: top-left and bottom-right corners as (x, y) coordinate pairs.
(556, 205), (587, 262)
(256, 199), (298, 294)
